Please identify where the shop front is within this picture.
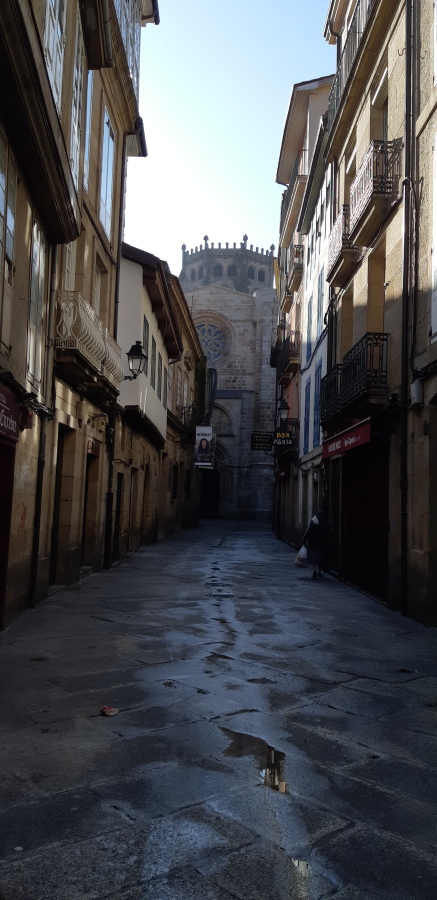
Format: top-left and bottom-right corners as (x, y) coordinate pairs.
(0, 387), (20, 628)
(323, 418), (390, 602)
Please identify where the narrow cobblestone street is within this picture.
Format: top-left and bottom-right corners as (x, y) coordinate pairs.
(1, 520), (437, 900)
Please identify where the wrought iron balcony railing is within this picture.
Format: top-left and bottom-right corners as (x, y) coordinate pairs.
(327, 0), (378, 131)
(327, 206), (355, 274)
(287, 245), (304, 291)
(276, 332), (301, 381)
(341, 332), (388, 407)
(350, 141), (401, 233)
(175, 405), (200, 428)
(280, 149), (308, 234)
(320, 364), (343, 423)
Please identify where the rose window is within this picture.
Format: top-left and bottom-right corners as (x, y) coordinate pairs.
(196, 323), (227, 363)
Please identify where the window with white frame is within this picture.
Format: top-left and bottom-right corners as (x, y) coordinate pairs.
(44, 0), (66, 111)
(163, 367), (168, 409)
(157, 352), (162, 400)
(70, 15), (84, 188)
(303, 378), (311, 455)
(306, 296), (312, 361)
(27, 221), (46, 387)
(113, 0), (142, 100)
(64, 240), (76, 290)
(100, 109), (115, 237)
(150, 336), (156, 388)
(142, 315), (149, 376)
(432, 134), (437, 342)
(0, 128), (17, 354)
(83, 71), (93, 192)
(313, 362), (322, 448)
(317, 267), (325, 336)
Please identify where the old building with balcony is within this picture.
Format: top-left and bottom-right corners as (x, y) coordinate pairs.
(181, 238), (277, 520)
(318, 0), (437, 621)
(273, 76), (333, 544)
(0, 0), (159, 627)
(117, 244), (204, 552)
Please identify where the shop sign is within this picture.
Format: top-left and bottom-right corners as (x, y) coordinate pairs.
(322, 419), (371, 459)
(0, 386), (20, 442)
(273, 431), (294, 447)
(251, 432), (273, 451)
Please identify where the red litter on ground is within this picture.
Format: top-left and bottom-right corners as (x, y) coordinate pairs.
(100, 706), (119, 716)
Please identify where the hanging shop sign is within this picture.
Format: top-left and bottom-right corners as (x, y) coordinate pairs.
(194, 425), (215, 467)
(0, 386), (20, 442)
(273, 431), (294, 447)
(251, 432), (273, 451)
(322, 418), (371, 459)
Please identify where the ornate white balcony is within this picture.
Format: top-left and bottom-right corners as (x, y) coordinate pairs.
(102, 328), (124, 388)
(55, 291), (105, 373)
(55, 290), (123, 394)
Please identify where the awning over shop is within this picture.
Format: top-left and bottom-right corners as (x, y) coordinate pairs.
(322, 418), (371, 459)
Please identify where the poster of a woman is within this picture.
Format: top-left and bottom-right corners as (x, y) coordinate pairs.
(194, 427), (215, 467)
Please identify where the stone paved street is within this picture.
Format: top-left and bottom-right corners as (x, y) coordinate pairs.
(1, 520), (437, 900)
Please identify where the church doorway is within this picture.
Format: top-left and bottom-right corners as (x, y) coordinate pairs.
(200, 467), (220, 515)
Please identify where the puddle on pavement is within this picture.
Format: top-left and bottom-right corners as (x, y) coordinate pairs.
(220, 727), (287, 793)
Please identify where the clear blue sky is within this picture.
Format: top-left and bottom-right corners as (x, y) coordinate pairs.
(124, 0), (335, 276)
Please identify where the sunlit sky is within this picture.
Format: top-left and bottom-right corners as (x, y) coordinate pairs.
(124, 0), (335, 276)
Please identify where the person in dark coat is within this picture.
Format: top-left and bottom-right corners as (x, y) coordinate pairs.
(303, 509), (331, 579)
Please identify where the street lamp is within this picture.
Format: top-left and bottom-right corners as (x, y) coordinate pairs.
(124, 341), (148, 380)
(277, 398), (289, 425)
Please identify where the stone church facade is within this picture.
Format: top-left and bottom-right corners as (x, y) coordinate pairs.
(179, 236), (277, 520)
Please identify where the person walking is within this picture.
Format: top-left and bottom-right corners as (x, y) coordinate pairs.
(303, 509), (331, 580)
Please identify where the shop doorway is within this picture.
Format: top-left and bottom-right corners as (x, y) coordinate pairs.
(341, 442), (389, 601)
(0, 438), (16, 628)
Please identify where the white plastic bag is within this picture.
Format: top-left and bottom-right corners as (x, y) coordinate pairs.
(295, 545), (308, 568)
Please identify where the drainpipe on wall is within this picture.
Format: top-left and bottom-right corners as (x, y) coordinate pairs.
(400, 0), (413, 617)
(29, 244), (58, 608)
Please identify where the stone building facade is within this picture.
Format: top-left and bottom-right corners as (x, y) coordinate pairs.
(180, 237), (277, 520)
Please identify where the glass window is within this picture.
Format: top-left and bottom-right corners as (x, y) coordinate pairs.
(100, 109), (115, 237)
(317, 267), (325, 336)
(142, 316), (149, 376)
(44, 0), (66, 111)
(70, 15), (84, 188)
(0, 129), (17, 351)
(213, 264), (223, 277)
(163, 367), (167, 408)
(83, 72), (93, 191)
(27, 220), (46, 386)
(303, 378), (311, 455)
(306, 296), (312, 361)
(313, 362), (322, 448)
(258, 269), (265, 283)
(150, 336), (156, 388)
(157, 352), (162, 400)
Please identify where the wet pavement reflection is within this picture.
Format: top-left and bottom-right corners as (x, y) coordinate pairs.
(0, 520), (436, 900)
(221, 727), (287, 792)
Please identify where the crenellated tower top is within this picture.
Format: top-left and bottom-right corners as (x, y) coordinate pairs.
(180, 235), (275, 294)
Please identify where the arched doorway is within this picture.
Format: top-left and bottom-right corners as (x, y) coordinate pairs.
(200, 466), (220, 515)
(199, 441), (234, 517)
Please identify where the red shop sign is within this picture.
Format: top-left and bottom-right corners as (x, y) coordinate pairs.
(322, 419), (371, 459)
(0, 385), (20, 443)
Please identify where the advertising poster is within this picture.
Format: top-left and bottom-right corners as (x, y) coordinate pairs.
(194, 426), (215, 467)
